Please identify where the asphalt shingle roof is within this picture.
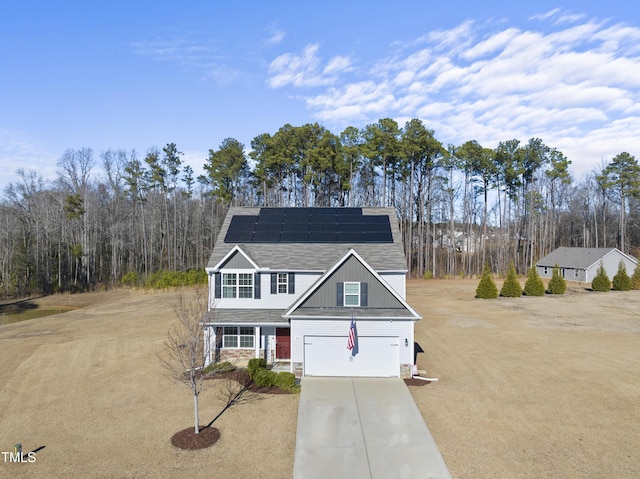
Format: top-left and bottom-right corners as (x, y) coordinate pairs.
(206, 207), (408, 272)
(535, 247), (635, 269)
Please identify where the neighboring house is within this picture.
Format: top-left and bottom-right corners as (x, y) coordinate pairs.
(536, 247), (638, 283)
(202, 206), (421, 378)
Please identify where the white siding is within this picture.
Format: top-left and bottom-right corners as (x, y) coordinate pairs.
(210, 271), (321, 309)
(290, 319), (414, 366)
(380, 272), (406, 298)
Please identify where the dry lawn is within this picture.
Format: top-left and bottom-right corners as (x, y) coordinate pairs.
(408, 279), (640, 479)
(1, 280), (639, 478)
(0, 289), (298, 479)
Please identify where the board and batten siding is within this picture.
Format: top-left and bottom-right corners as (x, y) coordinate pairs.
(290, 319), (414, 366)
(219, 251), (255, 269)
(299, 256), (404, 309)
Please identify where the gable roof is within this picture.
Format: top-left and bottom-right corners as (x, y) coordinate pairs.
(283, 248), (421, 321)
(536, 247), (638, 269)
(207, 207), (408, 272)
(210, 245), (260, 270)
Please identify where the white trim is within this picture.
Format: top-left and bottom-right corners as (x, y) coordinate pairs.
(344, 281), (360, 307)
(283, 248), (421, 320)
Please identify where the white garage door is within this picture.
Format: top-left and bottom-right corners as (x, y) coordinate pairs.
(303, 335), (400, 377)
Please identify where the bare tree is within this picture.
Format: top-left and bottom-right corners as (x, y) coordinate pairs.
(158, 288), (208, 434)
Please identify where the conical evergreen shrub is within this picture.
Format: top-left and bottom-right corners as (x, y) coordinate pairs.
(475, 264), (498, 299)
(591, 262), (611, 292)
(523, 265), (545, 296)
(547, 264), (566, 294)
(500, 262), (522, 297)
(612, 261), (632, 291)
(632, 262), (640, 290)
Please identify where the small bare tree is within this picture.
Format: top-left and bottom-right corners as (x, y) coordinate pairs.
(158, 288), (209, 434)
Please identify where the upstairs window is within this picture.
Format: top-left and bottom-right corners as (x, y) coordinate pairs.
(344, 282), (360, 306)
(277, 273), (288, 294)
(222, 273), (253, 299)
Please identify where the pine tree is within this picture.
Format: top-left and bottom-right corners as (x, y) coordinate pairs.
(500, 262), (522, 297)
(612, 261), (632, 291)
(591, 262), (611, 292)
(632, 262), (640, 290)
(475, 264), (498, 299)
(523, 265), (545, 296)
(547, 264), (566, 294)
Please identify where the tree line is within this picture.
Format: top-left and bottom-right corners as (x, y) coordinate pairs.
(2, 118), (639, 297)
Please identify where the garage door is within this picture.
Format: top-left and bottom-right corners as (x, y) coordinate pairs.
(304, 335), (400, 377)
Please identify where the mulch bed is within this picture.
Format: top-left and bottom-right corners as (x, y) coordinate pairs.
(171, 426), (220, 450)
(404, 378), (431, 387)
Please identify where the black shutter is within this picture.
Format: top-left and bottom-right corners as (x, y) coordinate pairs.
(214, 273), (221, 299)
(337, 282), (344, 306)
(254, 273), (261, 299)
(288, 273), (295, 294)
(271, 273), (277, 294)
(360, 282), (368, 307)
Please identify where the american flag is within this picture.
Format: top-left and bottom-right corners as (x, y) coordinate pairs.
(347, 318), (356, 350)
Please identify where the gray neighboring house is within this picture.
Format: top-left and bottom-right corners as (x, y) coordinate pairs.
(202, 206), (421, 378)
(536, 247), (638, 283)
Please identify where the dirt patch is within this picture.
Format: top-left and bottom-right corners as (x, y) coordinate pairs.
(403, 378), (431, 387)
(171, 426), (220, 450)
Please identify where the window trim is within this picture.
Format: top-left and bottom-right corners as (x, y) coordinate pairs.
(344, 282), (360, 307)
(222, 326), (255, 349)
(221, 271), (254, 299)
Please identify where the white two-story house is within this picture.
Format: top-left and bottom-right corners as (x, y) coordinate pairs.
(202, 207), (421, 378)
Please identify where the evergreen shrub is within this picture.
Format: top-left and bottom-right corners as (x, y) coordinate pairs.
(523, 266), (545, 296)
(475, 264), (498, 299)
(612, 261), (632, 291)
(547, 265), (566, 294)
(247, 358), (267, 377)
(591, 263), (611, 292)
(632, 262), (640, 290)
(500, 262), (522, 297)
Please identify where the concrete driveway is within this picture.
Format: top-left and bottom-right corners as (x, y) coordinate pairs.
(293, 377), (452, 479)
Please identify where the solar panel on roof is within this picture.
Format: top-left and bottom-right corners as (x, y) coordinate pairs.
(225, 209), (392, 243)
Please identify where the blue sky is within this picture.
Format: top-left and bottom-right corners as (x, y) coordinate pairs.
(2, 1), (640, 193)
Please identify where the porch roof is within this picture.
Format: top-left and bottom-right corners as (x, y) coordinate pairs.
(202, 308), (289, 327)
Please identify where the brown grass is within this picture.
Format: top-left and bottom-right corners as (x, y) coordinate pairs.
(1, 280), (639, 478)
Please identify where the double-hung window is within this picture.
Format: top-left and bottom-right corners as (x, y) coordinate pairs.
(222, 326), (254, 348)
(277, 273), (288, 294)
(344, 282), (360, 306)
(222, 273), (253, 299)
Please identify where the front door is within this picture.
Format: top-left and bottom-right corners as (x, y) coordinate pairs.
(276, 328), (290, 360)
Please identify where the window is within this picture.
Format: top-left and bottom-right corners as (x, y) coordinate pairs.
(223, 326), (254, 348)
(222, 273), (236, 298)
(543, 267), (548, 275)
(222, 273), (253, 299)
(277, 273), (288, 294)
(344, 282), (360, 306)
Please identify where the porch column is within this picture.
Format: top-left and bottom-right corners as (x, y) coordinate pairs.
(254, 326), (260, 358)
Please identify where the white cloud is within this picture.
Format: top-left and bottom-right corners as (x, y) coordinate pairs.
(273, 12), (640, 174)
(0, 129), (58, 194)
(268, 44), (353, 88)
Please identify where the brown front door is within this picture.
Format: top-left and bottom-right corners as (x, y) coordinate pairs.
(275, 328), (290, 359)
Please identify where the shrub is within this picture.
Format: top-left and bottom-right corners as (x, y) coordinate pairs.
(547, 264), (566, 294)
(202, 361), (235, 375)
(591, 262), (611, 292)
(500, 262), (522, 297)
(253, 368), (277, 387)
(247, 358), (267, 378)
(475, 264), (498, 299)
(121, 271), (139, 287)
(275, 372), (297, 390)
(612, 261), (632, 291)
(632, 262), (640, 290)
(523, 266), (545, 296)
